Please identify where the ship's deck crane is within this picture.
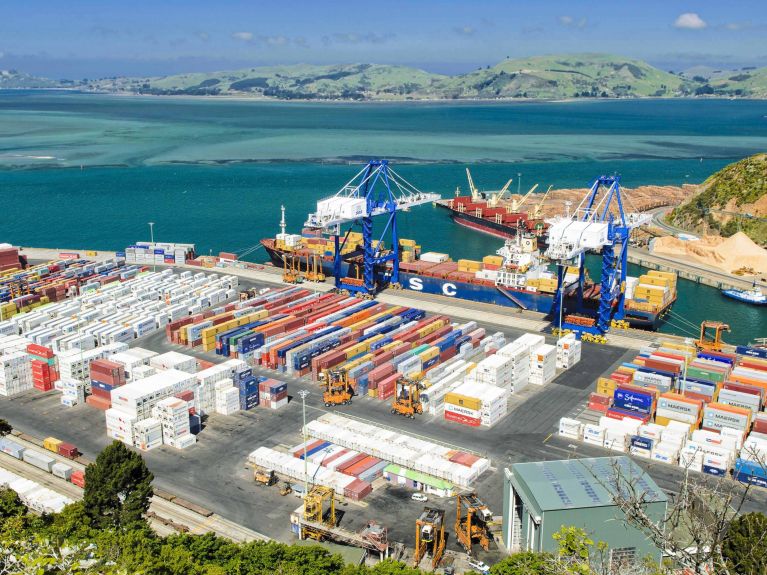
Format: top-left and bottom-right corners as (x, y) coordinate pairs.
(531, 185), (554, 219)
(545, 175), (651, 337)
(304, 160), (439, 296)
(455, 492), (493, 555)
(509, 183), (539, 212)
(413, 507), (446, 570)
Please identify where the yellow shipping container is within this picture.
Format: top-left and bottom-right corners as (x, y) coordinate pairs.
(399, 239), (417, 247)
(655, 415), (695, 434)
(457, 259), (482, 271)
(648, 270), (677, 283)
(43, 437), (62, 453)
(445, 392), (481, 411)
(482, 255), (504, 266)
(639, 275), (671, 288)
(368, 388), (378, 398)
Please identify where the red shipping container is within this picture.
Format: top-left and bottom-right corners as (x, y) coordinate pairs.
(444, 410), (481, 427)
(738, 358), (767, 372)
(175, 390), (195, 402)
(86, 394), (111, 410)
(588, 401), (610, 413)
(722, 381), (764, 402)
(70, 470), (85, 488)
(606, 408), (650, 423)
(33, 381), (54, 392)
(682, 391), (712, 404)
(439, 346), (457, 363)
(449, 452), (480, 467)
(343, 478), (372, 501)
(322, 449), (349, 467)
(293, 439), (324, 459)
(343, 455), (381, 477)
(336, 453), (368, 474)
(27, 343), (55, 359)
(57, 442), (78, 459)
(589, 392), (612, 405)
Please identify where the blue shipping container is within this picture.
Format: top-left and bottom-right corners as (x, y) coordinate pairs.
(734, 471), (767, 488)
(630, 435), (653, 450)
(189, 414), (202, 435)
(736, 345), (767, 360)
(734, 458), (767, 479)
(300, 441), (331, 459)
(613, 389), (653, 414)
(91, 381), (115, 392)
(239, 391), (259, 410)
(702, 464), (726, 477)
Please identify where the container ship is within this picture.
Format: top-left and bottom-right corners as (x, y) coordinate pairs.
(435, 169), (549, 242)
(260, 227), (677, 330)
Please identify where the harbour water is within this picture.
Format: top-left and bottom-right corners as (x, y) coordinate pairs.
(1, 91), (766, 343)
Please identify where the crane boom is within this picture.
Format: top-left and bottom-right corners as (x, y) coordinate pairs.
(531, 185), (553, 219)
(465, 168), (480, 201)
(510, 183), (539, 212)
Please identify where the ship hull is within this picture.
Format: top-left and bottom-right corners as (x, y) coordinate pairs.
(437, 202), (547, 244)
(261, 242), (666, 330)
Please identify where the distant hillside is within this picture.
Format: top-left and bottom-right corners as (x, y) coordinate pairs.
(81, 53), (764, 100)
(669, 154), (767, 245)
(0, 69), (59, 89)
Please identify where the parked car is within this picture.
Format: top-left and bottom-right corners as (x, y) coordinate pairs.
(411, 493), (428, 502)
(467, 558), (490, 574)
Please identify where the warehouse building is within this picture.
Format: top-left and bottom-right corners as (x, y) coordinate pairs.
(502, 456), (667, 566)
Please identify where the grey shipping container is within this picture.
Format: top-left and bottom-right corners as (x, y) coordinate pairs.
(22, 450), (55, 472)
(51, 462), (73, 480)
(0, 438), (25, 460)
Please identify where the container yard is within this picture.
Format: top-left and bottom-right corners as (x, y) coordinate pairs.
(560, 340), (767, 487)
(1, 249), (765, 565)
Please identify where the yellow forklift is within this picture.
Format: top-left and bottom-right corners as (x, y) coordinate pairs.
(413, 507), (446, 570)
(305, 254), (326, 282)
(391, 376), (423, 418)
(318, 369), (355, 407)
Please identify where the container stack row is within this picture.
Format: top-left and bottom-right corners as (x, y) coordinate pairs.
(562, 341), (767, 488)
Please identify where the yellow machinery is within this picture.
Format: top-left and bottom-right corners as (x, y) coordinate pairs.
(319, 369), (355, 407)
(391, 376), (423, 418)
(413, 507), (446, 570)
(455, 492), (493, 554)
(254, 468), (277, 487)
(280, 481), (293, 496)
(509, 183), (539, 213)
(305, 254), (326, 282)
(302, 486), (336, 541)
(530, 185), (553, 219)
(697, 320), (730, 352)
(282, 254), (303, 284)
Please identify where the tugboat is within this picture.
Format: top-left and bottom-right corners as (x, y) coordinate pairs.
(722, 283), (767, 306)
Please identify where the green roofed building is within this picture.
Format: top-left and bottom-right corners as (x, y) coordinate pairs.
(502, 456), (667, 566)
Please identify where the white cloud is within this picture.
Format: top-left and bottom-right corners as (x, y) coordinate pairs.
(453, 26), (475, 36)
(558, 15), (587, 29)
(231, 31), (254, 42)
(324, 32), (395, 45)
(674, 13), (707, 30)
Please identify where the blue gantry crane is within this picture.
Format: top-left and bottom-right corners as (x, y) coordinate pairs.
(545, 175), (651, 338)
(304, 160), (439, 296)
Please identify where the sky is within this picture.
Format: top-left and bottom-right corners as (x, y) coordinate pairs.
(2, 0), (766, 79)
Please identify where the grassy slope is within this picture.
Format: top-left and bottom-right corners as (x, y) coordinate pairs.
(707, 67), (767, 98)
(669, 154), (767, 245)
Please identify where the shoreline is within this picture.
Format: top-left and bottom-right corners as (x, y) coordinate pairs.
(8, 87), (763, 105)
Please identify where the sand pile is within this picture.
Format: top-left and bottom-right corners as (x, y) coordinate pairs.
(652, 232), (767, 275)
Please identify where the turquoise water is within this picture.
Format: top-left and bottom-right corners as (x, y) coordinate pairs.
(1, 92), (766, 343)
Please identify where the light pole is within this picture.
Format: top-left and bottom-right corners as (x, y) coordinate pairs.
(517, 173), (522, 195)
(148, 222), (155, 271)
(298, 389), (310, 497)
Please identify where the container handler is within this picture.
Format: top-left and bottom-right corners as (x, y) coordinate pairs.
(254, 468), (277, 487)
(696, 320), (730, 353)
(319, 369), (354, 407)
(391, 376), (423, 418)
(413, 507), (446, 570)
(455, 492), (493, 554)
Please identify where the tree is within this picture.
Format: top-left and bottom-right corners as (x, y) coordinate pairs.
(490, 551), (556, 574)
(0, 487), (26, 519)
(0, 418), (11, 436)
(722, 512), (767, 575)
(83, 440), (154, 530)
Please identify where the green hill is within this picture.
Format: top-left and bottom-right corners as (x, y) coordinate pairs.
(0, 69), (59, 89)
(85, 53), (692, 100)
(669, 154), (767, 245)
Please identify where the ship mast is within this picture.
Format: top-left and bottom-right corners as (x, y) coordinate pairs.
(280, 205), (287, 236)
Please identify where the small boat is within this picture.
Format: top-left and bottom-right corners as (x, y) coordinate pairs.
(722, 284), (767, 306)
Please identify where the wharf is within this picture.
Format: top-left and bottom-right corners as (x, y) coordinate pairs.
(20, 247), (670, 350)
(627, 246), (759, 291)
